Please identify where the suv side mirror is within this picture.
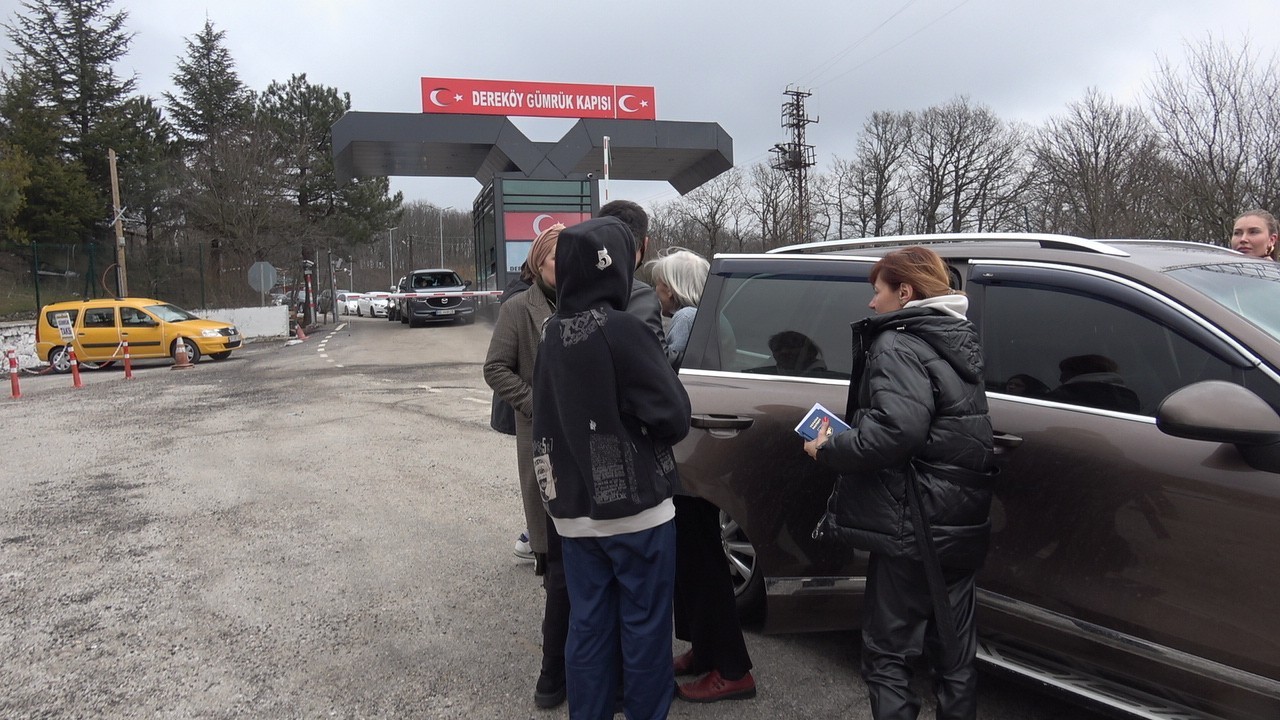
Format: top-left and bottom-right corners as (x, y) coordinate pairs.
(1157, 380), (1280, 472)
(463, 279), (472, 289)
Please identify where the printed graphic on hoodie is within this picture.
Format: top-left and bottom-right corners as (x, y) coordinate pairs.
(559, 308), (608, 347)
(533, 438), (556, 501)
(588, 430), (640, 505)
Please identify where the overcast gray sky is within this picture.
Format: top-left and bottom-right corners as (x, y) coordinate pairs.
(4, 0), (1278, 211)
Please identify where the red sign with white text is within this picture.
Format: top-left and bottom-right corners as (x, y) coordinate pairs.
(504, 212), (591, 241)
(422, 78), (656, 120)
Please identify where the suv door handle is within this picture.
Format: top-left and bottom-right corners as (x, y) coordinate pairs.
(691, 414), (754, 430)
(993, 432), (1023, 454)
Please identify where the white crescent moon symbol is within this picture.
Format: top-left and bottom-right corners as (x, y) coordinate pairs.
(532, 214), (554, 235)
(429, 88), (451, 107)
(618, 94), (637, 113)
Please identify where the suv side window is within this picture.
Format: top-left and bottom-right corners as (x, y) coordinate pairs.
(693, 269), (874, 379)
(978, 279), (1237, 415)
(82, 307), (116, 328)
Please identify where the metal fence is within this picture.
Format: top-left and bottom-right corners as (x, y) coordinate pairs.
(3, 240), (357, 316)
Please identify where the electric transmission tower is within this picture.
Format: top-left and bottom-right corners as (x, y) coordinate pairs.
(769, 86), (818, 246)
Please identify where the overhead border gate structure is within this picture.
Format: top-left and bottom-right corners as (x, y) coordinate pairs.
(330, 112), (734, 298)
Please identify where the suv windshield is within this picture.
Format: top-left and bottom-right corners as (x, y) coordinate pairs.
(1167, 262), (1280, 340)
(411, 272), (462, 290)
(145, 304), (198, 322)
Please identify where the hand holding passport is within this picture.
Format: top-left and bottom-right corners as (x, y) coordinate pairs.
(794, 402), (852, 441)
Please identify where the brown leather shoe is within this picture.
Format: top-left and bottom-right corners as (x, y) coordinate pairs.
(673, 649), (701, 677)
(677, 670), (757, 703)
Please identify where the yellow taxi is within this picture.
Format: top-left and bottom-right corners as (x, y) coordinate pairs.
(35, 298), (242, 372)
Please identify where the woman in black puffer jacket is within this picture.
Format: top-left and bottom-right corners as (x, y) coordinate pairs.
(804, 246), (995, 720)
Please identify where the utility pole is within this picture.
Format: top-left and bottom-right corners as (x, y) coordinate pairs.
(108, 149), (128, 297)
(769, 87), (818, 246)
(387, 226), (398, 286)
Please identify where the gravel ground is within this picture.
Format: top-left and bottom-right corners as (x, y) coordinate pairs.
(0, 319), (1102, 719)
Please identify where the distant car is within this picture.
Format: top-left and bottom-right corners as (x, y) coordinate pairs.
(675, 234), (1280, 720)
(336, 291), (361, 315)
(35, 298), (241, 371)
(386, 277), (406, 321)
(396, 269), (475, 327)
(317, 289), (352, 316)
(356, 292), (390, 318)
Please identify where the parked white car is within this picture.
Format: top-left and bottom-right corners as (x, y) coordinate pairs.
(356, 291), (391, 318)
(336, 292), (362, 315)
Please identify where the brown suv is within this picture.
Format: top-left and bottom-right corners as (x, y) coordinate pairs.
(675, 235), (1280, 720)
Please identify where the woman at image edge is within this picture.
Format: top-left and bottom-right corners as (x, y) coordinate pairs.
(803, 246), (995, 720)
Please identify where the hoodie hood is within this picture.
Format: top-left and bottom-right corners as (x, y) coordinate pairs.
(858, 306), (984, 383)
(554, 217), (636, 314)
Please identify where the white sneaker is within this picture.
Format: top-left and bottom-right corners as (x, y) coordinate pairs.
(514, 531), (535, 560)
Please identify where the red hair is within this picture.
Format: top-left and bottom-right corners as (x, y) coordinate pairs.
(869, 246), (957, 299)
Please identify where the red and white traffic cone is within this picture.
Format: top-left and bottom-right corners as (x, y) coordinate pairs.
(171, 338), (194, 370)
(122, 340), (133, 379)
(69, 347), (83, 389)
(7, 349), (19, 399)
(295, 323), (308, 341)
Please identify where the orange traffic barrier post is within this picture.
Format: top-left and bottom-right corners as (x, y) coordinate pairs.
(171, 339), (194, 370)
(69, 348), (83, 388)
(7, 349), (19, 399)
(295, 324), (308, 341)
(122, 340), (133, 379)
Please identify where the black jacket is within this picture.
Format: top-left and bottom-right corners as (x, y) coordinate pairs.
(532, 217), (690, 529)
(816, 306), (995, 569)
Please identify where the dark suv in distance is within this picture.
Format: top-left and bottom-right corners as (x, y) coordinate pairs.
(395, 269), (475, 327)
(675, 234), (1280, 720)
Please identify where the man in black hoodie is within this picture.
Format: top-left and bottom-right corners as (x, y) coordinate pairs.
(532, 216), (691, 720)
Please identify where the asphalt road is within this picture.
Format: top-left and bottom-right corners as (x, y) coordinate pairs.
(0, 314), (1105, 719)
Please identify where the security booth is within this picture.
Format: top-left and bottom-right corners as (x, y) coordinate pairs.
(473, 178), (593, 292)
(331, 77), (734, 300)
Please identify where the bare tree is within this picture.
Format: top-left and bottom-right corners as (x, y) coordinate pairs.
(742, 162), (790, 250)
(1030, 89), (1166, 237)
(1146, 35), (1280, 240)
(666, 169), (745, 258)
(844, 111), (913, 237)
(904, 97), (1027, 234)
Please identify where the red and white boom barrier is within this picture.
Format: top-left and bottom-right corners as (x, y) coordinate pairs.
(388, 290), (506, 300)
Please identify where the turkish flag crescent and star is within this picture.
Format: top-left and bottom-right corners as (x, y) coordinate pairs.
(421, 78), (657, 120)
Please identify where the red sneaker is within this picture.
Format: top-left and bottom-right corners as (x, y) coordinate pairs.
(677, 670), (757, 703)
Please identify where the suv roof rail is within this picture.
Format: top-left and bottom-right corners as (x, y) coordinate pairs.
(768, 233), (1130, 257)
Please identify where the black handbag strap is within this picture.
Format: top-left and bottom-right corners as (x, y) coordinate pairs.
(904, 463), (961, 670)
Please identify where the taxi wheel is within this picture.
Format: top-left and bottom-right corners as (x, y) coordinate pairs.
(172, 338), (201, 364)
(81, 360), (116, 371)
(49, 346), (72, 373)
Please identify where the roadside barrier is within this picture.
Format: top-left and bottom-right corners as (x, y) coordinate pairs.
(69, 348), (83, 388)
(7, 349), (19, 399)
(171, 339), (194, 370)
(123, 340), (134, 379)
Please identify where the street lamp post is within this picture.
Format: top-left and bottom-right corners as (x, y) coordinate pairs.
(438, 209), (445, 267)
(387, 226), (399, 286)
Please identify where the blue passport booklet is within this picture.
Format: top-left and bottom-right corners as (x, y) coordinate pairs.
(794, 402), (852, 440)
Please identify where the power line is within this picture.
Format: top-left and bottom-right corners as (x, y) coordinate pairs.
(816, 0), (977, 91)
(793, 0), (922, 88)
